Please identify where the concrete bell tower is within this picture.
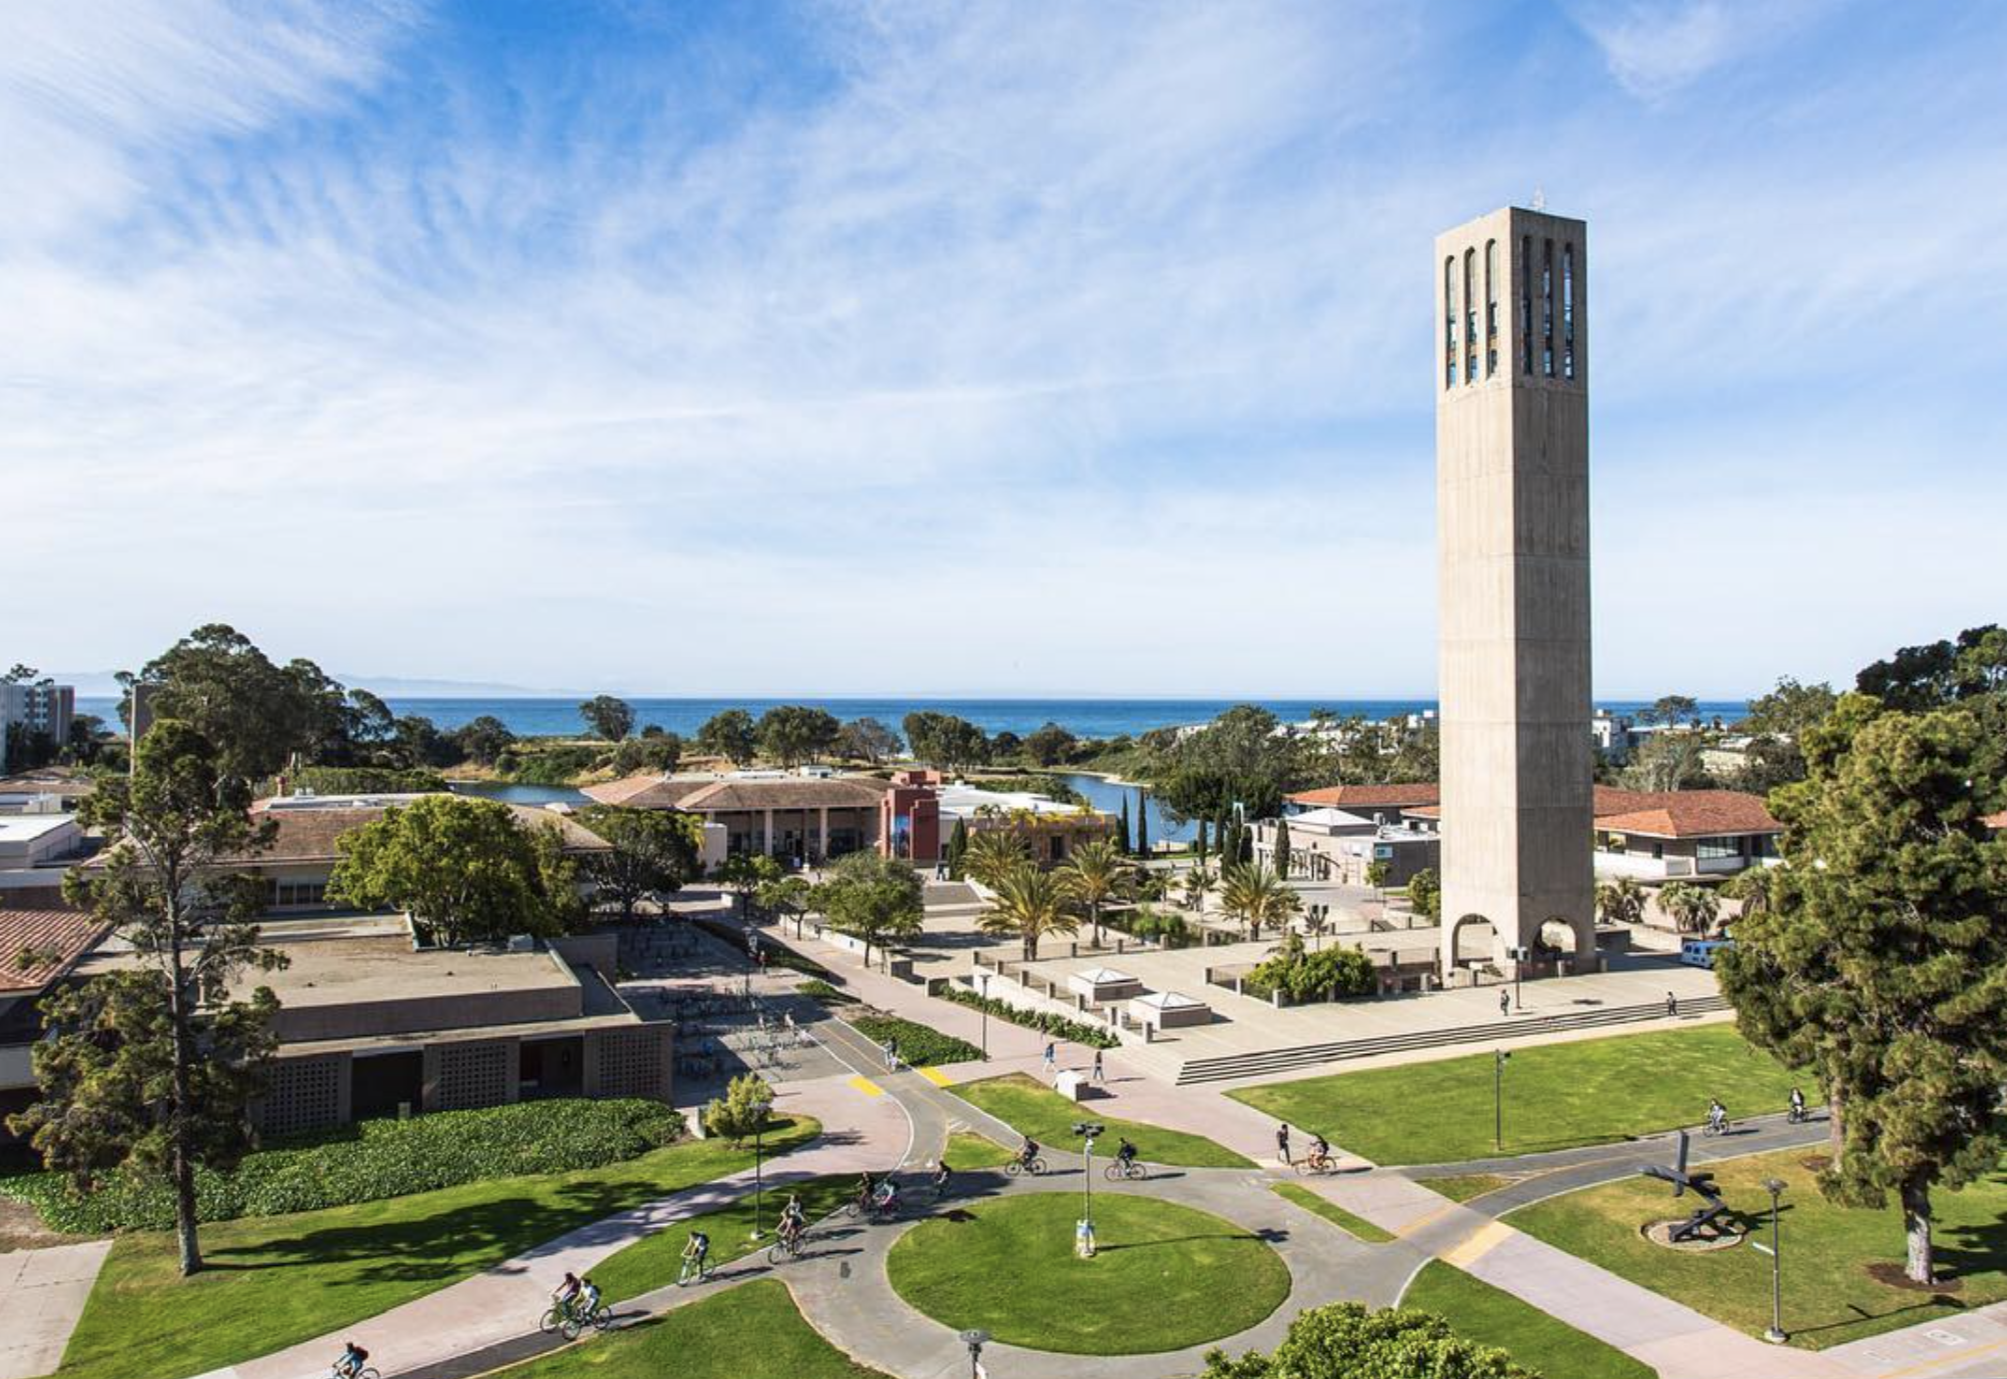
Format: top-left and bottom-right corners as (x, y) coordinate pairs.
(1435, 206), (1596, 979)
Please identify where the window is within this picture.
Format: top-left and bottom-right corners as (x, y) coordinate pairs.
(1484, 239), (1498, 376)
(1444, 257), (1457, 388)
(1541, 238), (1555, 377)
(1696, 836), (1744, 860)
(1519, 235), (1534, 374)
(1463, 247), (1477, 384)
(1562, 242), (1577, 380)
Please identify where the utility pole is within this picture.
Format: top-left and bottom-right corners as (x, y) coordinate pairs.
(1494, 1049), (1510, 1151)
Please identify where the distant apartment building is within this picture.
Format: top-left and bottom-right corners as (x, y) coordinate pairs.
(1253, 806), (1439, 886)
(0, 683), (74, 771)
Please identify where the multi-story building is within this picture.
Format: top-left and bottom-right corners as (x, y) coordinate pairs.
(0, 682), (75, 771)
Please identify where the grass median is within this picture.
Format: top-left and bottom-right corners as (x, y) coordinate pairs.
(952, 1073), (1254, 1168)
(52, 1115), (819, 1379)
(1228, 1025), (1796, 1165)
(1402, 1261), (1658, 1378)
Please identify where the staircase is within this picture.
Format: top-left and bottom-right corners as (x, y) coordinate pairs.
(1172, 993), (1731, 1085)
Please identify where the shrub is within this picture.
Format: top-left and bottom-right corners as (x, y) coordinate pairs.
(287, 765), (451, 795)
(796, 978), (857, 1006)
(1120, 905), (1193, 949)
(937, 987), (1119, 1049)
(847, 1013), (984, 1067)
(497, 744), (603, 785)
(703, 1074), (778, 1146)
(0, 1097), (682, 1234)
(1245, 933), (1376, 1003)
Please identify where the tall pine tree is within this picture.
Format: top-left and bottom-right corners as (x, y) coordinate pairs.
(1135, 789), (1150, 857)
(1116, 797), (1132, 855)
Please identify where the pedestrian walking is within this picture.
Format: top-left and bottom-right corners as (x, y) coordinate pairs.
(883, 1037), (899, 1071)
(1666, 991), (1679, 1019)
(1276, 1122), (1291, 1166)
(1499, 989), (1510, 1017)
(1091, 1048), (1105, 1084)
(1042, 1041), (1057, 1077)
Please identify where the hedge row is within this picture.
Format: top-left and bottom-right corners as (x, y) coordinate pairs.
(0, 1097), (683, 1235)
(847, 1013), (983, 1068)
(937, 986), (1120, 1050)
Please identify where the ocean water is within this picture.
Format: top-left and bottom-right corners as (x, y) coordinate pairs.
(79, 695), (1750, 741)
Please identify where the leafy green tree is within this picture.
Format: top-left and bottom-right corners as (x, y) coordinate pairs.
(1, 663), (38, 683)
(703, 1073), (775, 1147)
(1219, 860), (1300, 940)
(1642, 694), (1700, 726)
(815, 852), (924, 969)
(961, 829), (1032, 888)
(696, 709), (758, 766)
(577, 806), (702, 922)
(1717, 693), (2007, 1283)
(15, 720), (285, 1276)
(1657, 880), (1719, 935)
(122, 625), (318, 780)
(328, 795), (567, 945)
(455, 714), (516, 766)
(1200, 1299), (1530, 1378)
(1153, 706), (1306, 824)
(1619, 729), (1714, 792)
(1363, 858), (1389, 897)
(945, 818), (970, 880)
(578, 695), (635, 741)
(1181, 864), (1216, 915)
(902, 712), (990, 774)
(1854, 624), (2006, 711)
(754, 705), (841, 767)
(977, 862), (1078, 960)
(716, 852), (783, 918)
(1247, 929), (1376, 1001)
(1194, 818), (1207, 867)
(1273, 818), (1293, 879)
(610, 731), (682, 776)
(756, 874), (814, 937)
(834, 717), (902, 764)
(1594, 876), (1646, 926)
(1406, 867), (1442, 922)
(1023, 721), (1078, 767)
(1061, 839), (1134, 947)
(394, 714), (463, 769)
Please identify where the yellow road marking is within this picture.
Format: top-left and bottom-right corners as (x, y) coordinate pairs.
(1441, 1220), (1515, 1269)
(1876, 1335), (2007, 1379)
(847, 1074), (885, 1098)
(919, 1066), (953, 1088)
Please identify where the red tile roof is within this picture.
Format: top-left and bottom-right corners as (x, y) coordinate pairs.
(0, 908), (108, 993)
(1591, 787), (1779, 839)
(584, 773), (889, 812)
(1286, 783), (1441, 809)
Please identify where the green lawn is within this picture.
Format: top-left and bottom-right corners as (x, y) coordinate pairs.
(1228, 1026), (1796, 1164)
(1509, 1150), (2007, 1349)
(1270, 1182), (1394, 1243)
(952, 1073), (1254, 1168)
(54, 1116), (820, 1379)
(592, 1175), (858, 1303)
(1403, 1262), (1658, 1379)
(941, 1131), (1016, 1170)
(1415, 1173), (1513, 1204)
(886, 1193), (1290, 1354)
(491, 1279), (886, 1378)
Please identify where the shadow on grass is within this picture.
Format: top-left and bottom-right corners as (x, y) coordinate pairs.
(1095, 1231), (1272, 1254)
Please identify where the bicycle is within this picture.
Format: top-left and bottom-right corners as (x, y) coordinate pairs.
(329, 1367), (380, 1379)
(677, 1256), (715, 1287)
(1006, 1155), (1048, 1177)
(843, 1189), (900, 1220)
(554, 1302), (613, 1341)
(1104, 1158), (1147, 1181)
(1703, 1114), (1731, 1137)
(1296, 1153), (1336, 1177)
(766, 1231), (808, 1265)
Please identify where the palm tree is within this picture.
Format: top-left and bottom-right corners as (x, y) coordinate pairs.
(1181, 865), (1216, 915)
(1061, 839), (1134, 947)
(1723, 866), (1773, 922)
(962, 829), (1032, 888)
(977, 863), (1080, 961)
(1595, 876), (1646, 927)
(1659, 880), (1721, 935)
(1218, 861), (1301, 942)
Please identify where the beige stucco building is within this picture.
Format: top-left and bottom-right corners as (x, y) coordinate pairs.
(1436, 205), (1597, 977)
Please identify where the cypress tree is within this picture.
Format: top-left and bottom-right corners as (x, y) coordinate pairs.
(1274, 817), (1292, 879)
(1117, 797), (1132, 855)
(1195, 818), (1207, 866)
(946, 818), (970, 880)
(1135, 789), (1149, 857)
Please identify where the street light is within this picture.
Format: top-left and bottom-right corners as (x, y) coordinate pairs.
(750, 1096), (774, 1240)
(960, 1328), (990, 1378)
(1762, 1177), (1787, 1343)
(976, 971), (991, 1059)
(1510, 945), (1527, 1010)
(1493, 1050), (1511, 1151)
(1073, 1121), (1104, 1257)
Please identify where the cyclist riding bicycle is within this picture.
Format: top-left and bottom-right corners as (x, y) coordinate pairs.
(1018, 1137), (1041, 1169)
(1115, 1137), (1138, 1167)
(872, 1176), (900, 1211)
(855, 1172), (877, 1207)
(682, 1230), (711, 1277)
(333, 1341), (369, 1379)
(1308, 1133), (1331, 1167)
(1707, 1099), (1729, 1133)
(931, 1161), (954, 1193)
(578, 1276), (602, 1322)
(780, 1193), (806, 1232)
(552, 1271), (583, 1319)
(1789, 1087), (1806, 1123)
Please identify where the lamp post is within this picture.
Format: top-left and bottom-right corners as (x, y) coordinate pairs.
(976, 971), (991, 1059)
(1762, 1177), (1787, 1343)
(1493, 1049), (1510, 1151)
(1511, 945), (1526, 1010)
(750, 1097), (774, 1240)
(960, 1328), (990, 1378)
(1074, 1121), (1104, 1257)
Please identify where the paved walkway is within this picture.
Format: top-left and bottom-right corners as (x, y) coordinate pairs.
(190, 1070), (909, 1379)
(0, 1240), (112, 1379)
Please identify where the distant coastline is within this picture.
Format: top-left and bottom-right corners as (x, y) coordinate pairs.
(76, 694), (1753, 741)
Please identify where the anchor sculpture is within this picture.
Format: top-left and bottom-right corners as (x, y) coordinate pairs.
(1640, 1130), (1734, 1243)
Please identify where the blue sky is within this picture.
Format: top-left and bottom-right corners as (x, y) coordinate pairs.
(3, 0), (2002, 697)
